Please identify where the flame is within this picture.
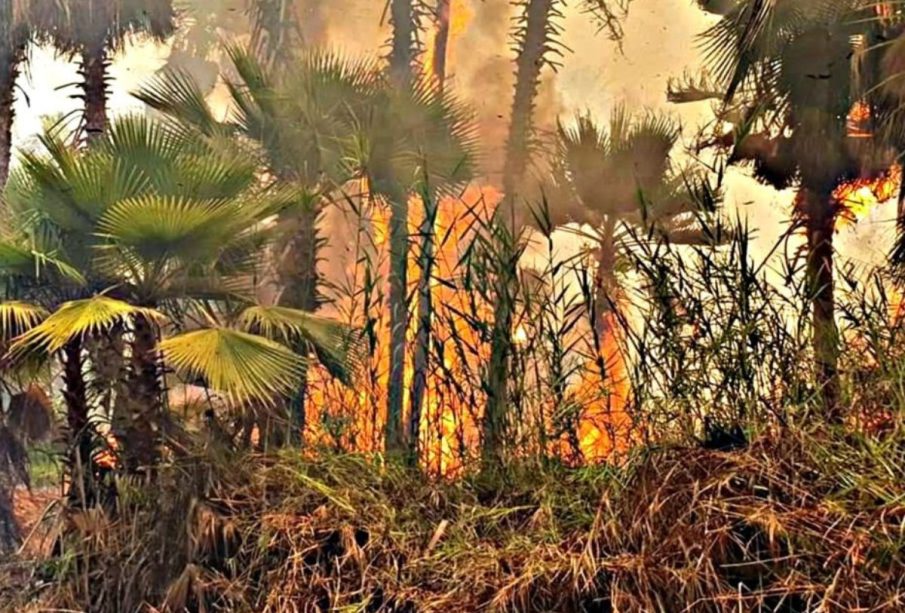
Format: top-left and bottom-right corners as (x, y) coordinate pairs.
(302, 182), (631, 475)
(421, 0), (475, 83)
(833, 165), (900, 228)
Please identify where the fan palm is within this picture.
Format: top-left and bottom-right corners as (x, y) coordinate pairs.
(548, 109), (723, 336)
(688, 0), (893, 418)
(31, 0), (176, 142)
(1, 114), (357, 472)
(138, 46), (378, 443)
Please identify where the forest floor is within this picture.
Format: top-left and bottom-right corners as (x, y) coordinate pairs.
(0, 429), (903, 612)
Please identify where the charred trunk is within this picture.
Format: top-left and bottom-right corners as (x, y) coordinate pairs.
(433, 0), (451, 90)
(80, 42), (108, 144)
(801, 187), (840, 420)
(594, 218), (618, 340)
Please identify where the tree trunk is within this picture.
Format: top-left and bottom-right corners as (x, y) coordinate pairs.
(118, 313), (163, 474)
(0, 1), (24, 187)
(386, 188), (409, 457)
(63, 338), (93, 507)
(801, 187), (840, 420)
(80, 42), (108, 144)
(389, 0), (416, 86)
(433, 0), (451, 90)
(407, 191), (438, 463)
(594, 218), (617, 339)
(277, 201), (321, 446)
(502, 0), (557, 196)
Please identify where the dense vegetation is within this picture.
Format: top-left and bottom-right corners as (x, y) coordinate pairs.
(1, 0), (904, 611)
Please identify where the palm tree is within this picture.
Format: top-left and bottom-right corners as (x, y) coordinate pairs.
(34, 0), (175, 142)
(689, 0), (893, 418)
(354, 79), (477, 458)
(138, 47), (379, 444)
(547, 109), (722, 337)
(1, 115), (357, 474)
(0, 0), (30, 186)
(389, 0), (417, 86)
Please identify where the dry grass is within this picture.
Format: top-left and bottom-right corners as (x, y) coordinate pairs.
(3, 425), (902, 612)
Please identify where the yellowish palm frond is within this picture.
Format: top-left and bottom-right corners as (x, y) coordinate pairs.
(160, 327), (306, 405)
(11, 296), (165, 355)
(239, 305), (360, 384)
(0, 301), (48, 342)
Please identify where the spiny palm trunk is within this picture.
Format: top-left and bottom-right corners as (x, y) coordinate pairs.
(389, 0), (416, 85)
(63, 338), (93, 507)
(502, 0), (557, 196)
(80, 41), (108, 144)
(386, 187), (409, 456)
(481, 0), (557, 468)
(408, 192), (438, 463)
(433, 0), (451, 89)
(0, 1), (24, 187)
(120, 313), (163, 474)
(801, 187), (840, 420)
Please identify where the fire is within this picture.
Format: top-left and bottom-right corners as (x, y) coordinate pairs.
(302, 183), (631, 475)
(421, 0), (475, 83)
(833, 165), (900, 227)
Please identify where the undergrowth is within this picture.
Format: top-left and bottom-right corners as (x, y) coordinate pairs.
(5, 425), (902, 612)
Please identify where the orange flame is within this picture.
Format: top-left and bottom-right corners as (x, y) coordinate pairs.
(833, 165), (900, 228)
(302, 184), (631, 475)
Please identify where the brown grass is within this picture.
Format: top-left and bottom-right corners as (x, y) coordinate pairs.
(3, 427), (903, 612)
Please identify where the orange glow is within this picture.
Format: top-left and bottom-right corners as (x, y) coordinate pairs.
(847, 101), (873, 139)
(833, 165), (900, 227)
(422, 0), (475, 83)
(301, 183), (632, 475)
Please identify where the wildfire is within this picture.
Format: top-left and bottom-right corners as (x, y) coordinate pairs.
(833, 165), (901, 227)
(303, 182), (631, 475)
(421, 0), (475, 83)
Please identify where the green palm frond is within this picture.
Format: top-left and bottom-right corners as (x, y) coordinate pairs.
(11, 295), (164, 355)
(160, 327), (306, 405)
(0, 302), (48, 342)
(0, 240), (87, 285)
(135, 68), (228, 138)
(239, 305), (361, 384)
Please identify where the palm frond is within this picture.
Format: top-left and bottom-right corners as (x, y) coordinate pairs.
(11, 295), (164, 355)
(239, 305), (361, 384)
(0, 302), (48, 342)
(160, 327), (306, 405)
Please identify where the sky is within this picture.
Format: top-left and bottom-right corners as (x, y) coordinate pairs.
(9, 0), (898, 271)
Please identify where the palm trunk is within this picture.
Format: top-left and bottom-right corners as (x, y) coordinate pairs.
(407, 191), (438, 462)
(801, 187), (840, 420)
(594, 218), (617, 339)
(63, 338), (93, 507)
(282, 204), (320, 446)
(80, 41), (108, 144)
(433, 0), (451, 90)
(502, 0), (557, 196)
(0, 4), (24, 187)
(120, 313), (163, 473)
(386, 188), (409, 456)
(389, 0), (416, 86)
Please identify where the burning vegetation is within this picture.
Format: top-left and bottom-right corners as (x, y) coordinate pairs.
(0, 0), (905, 611)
